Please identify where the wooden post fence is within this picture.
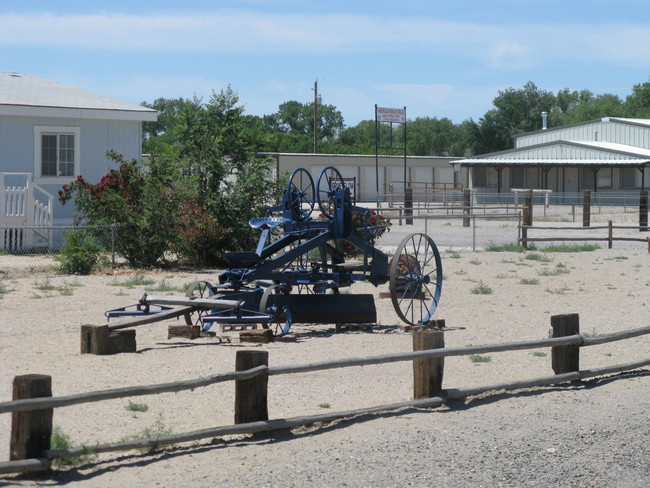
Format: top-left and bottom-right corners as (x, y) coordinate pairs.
(404, 187), (413, 225)
(234, 350), (269, 424)
(10, 375), (52, 462)
(462, 188), (471, 227)
(3, 315), (650, 476)
(640, 190), (648, 232)
(583, 190), (591, 227)
(412, 329), (445, 398)
(551, 314), (581, 375)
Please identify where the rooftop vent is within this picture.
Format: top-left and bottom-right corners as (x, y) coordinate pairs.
(541, 112), (548, 130)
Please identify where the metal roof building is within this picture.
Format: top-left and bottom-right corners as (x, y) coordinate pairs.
(454, 117), (649, 196)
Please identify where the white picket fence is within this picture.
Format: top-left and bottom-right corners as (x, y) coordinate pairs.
(0, 173), (54, 251)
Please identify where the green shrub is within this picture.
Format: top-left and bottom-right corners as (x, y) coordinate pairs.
(50, 427), (95, 467)
(471, 280), (493, 294)
(540, 244), (600, 252)
(55, 229), (105, 275)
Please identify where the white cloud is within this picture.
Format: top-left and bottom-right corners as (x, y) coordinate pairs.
(1, 10), (650, 70)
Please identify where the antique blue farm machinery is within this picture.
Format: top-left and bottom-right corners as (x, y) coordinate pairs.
(107, 166), (443, 336)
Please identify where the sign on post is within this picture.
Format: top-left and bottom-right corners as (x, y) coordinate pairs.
(376, 106), (406, 124)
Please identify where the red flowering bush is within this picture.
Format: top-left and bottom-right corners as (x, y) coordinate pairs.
(338, 209), (391, 255)
(59, 151), (182, 268)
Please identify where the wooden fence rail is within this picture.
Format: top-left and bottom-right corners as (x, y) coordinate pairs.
(1, 317), (649, 476)
(520, 221), (649, 249)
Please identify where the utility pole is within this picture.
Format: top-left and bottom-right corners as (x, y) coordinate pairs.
(313, 80), (318, 153)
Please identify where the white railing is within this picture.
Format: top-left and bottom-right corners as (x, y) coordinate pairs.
(1, 173), (54, 250)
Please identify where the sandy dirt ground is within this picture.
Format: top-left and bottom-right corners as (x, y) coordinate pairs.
(0, 226), (649, 487)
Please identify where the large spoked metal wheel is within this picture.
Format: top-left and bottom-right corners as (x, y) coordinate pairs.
(317, 166), (345, 218)
(260, 285), (293, 336)
(288, 168), (315, 221)
(389, 233), (442, 326)
(184, 280), (214, 327)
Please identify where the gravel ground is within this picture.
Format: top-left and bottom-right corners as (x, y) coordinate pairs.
(0, 207), (649, 487)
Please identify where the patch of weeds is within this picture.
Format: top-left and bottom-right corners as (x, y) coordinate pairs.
(531, 351), (547, 357)
(0, 278), (10, 298)
(150, 279), (185, 293)
(632, 264), (642, 272)
(486, 242), (534, 252)
(538, 263), (570, 276)
(545, 286), (571, 295)
(469, 259), (481, 265)
(471, 281), (493, 294)
(446, 251), (461, 259)
(582, 330), (602, 338)
(125, 401), (149, 413)
(525, 253), (551, 263)
(540, 244), (600, 253)
(519, 278), (540, 285)
(469, 354), (492, 363)
(110, 273), (156, 289)
(454, 269), (468, 276)
(50, 427), (96, 467)
(121, 415), (172, 453)
(318, 403), (332, 409)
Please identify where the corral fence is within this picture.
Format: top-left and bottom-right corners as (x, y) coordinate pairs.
(516, 189), (649, 249)
(1, 314), (649, 476)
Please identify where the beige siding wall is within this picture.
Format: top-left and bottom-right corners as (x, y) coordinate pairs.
(271, 153), (467, 201)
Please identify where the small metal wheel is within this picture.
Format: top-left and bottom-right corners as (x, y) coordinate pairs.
(184, 280), (214, 327)
(317, 166), (345, 218)
(259, 284), (293, 336)
(389, 233), (443, 325)
(287, 168), (315, 221)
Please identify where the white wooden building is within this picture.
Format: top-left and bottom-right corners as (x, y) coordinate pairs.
(0, 73), (156, 248)
(455, 117), (650, 202)
(260, 152), (467, 202)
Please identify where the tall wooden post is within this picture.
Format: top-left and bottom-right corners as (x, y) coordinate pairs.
(582, 191), (591, 227)
(640, 190), (648, 232)
(462, 188), (471, 227)
(404, 187), (413, 225)
(551, 314), (580, 375)
(412, 329), (445, 399)
(10, 375), (53, 461)
(234, 350), (269, 424)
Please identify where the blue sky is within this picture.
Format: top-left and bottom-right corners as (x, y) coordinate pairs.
(2, 0), (650, 126)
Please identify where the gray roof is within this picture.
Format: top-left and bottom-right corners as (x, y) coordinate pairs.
(0, 72), (157, 121)
(454, 139), (650, 167)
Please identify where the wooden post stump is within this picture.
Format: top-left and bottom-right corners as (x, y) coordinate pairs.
(109, 329), (136, 353)
(404, 187), (413, 225)
(240, 329), (274, 343)
(413, 329), (445, 399)
(81, 325), (136, 354)
(582, 191), (591, 227)
(168, 325), (201, 340)
(462, 188), (471, 227)
(551, 314), (580, 375)
(81, 324), (110, 354)
(640, 190), (648, 232)
(234, 350), (269, 424)
(10, 375), (53, 461)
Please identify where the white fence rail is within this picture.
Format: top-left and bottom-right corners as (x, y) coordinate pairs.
(0, 173), (54, 251)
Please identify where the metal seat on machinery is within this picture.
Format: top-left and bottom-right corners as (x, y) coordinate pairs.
(248, 217), (291, 229)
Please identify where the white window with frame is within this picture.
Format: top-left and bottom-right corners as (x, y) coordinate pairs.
(34, 126), (80, 181)
(581, 167), (612, 189)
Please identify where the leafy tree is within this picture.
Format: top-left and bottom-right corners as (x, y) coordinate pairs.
(173, 87), (284, 265)
(624, 80), (650, 118)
